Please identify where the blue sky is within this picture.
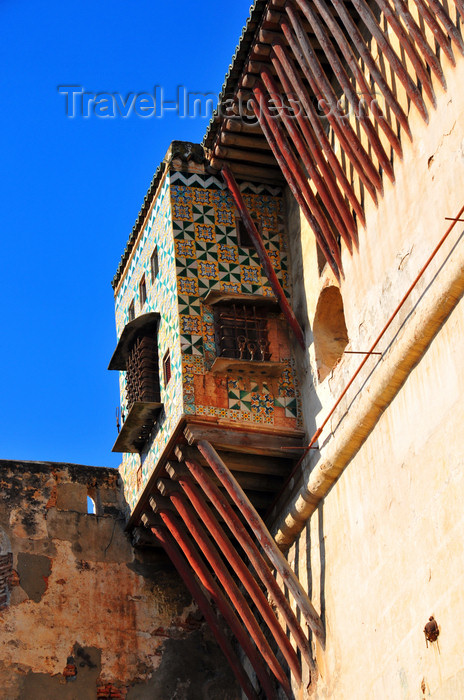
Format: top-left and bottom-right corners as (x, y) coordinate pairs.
(0, 0), (252, 467)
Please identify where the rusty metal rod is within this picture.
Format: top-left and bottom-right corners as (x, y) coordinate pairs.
(270, 52), (364, 232)
(153, 502), (279, 700)
(165, 463), (302, 683)
(156, 481), (293, 698)
(222, 164), (307, 346)
(422, 0), (464, 57)
(148, 521), (260, 700)
(392, 0), (446, 87)
(253, 81), (345, 270)
(331, 0), (412, 139)
(248, 91), (341, 280)
(350, 0), (429, 121)
(343, 350), (382, 355)
(196, 439), (326, 646)
(310, 0), (403, 158)
(180, 454), (316, 670)
(271, 44), (366, 224)
(370, 0), (436, 104)
(284, 205), (464, 481)
(294, 0), (396, 181)
(261, 67), (356, 250)
(283, 9), (382, 198)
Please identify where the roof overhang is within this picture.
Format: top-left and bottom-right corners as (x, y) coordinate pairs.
(108, 312), (160, 371)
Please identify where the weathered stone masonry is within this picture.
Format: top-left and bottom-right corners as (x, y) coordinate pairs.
(0, 460), (238, 699)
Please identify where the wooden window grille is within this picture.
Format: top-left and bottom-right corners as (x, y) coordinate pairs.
(214, 304), (271, 361)
(150, 247), (159, 283)
(163, 350), (171, 386)
(128, 300), (135, 322)
(125, 334), (160, 412)
(139, 275), (147, 307)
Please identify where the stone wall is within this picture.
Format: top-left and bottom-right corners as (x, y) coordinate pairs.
(276, 38), (464, 700)
(0, 460), (239, 699)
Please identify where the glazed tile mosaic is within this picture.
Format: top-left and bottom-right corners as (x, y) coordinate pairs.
(112, 165), (301, 513)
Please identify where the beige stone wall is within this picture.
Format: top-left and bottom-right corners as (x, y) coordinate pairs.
(278, 42), (464, 700)
(0, 461), (238, 699)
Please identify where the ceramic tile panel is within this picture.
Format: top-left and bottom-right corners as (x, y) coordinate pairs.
(170, 171), (301, 432)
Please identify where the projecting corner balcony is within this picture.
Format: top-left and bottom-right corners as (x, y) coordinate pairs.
(112, 401), (163, 454)
(109, 312), (163, 454)
(108, 312), (160, 371)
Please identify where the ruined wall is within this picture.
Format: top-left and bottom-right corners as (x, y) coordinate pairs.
(0, 460), (239, 699)
(277, 38), (464, 700)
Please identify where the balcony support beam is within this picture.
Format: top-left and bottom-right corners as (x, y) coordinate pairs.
(196, 439), (326, 646)
(176, 446), (316, 670)
(165, 462), (302, 683)
(145, 519), (260, 700)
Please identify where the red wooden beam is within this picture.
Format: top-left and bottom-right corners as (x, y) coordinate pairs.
(165, 461), (302, 683)
(177, 450), (316, 671)
(221, 164), (306, 348)
(349, 0), (429, 121)
(271, 44), (366, 223)
(309, 0), (403, 158)
(283, 8), (382, 199)
(196, 439), (326, 646)
(424, 0), (464, 57)
(370, 0), (436, 103)
(146, 519), (260, 700)
(151, 499), (279, 700)
(156, 480), (293, 698)
(260, 68), (356, 251)
(252, 82), (344, 271)
(294, 0), (395, 181)
(330, 0), (412, 140)
(391, 0), (446, 87)
(245, 88), (341, 279)
(268, 52), (364, 233)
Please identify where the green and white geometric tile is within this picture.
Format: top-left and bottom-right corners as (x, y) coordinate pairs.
(196, 239), (218, 261)
(192, 205), (215, 225)
(178, 295), (202, 316)
(176, 258), (198, 278)
(274, 396), (298, 418)
(218, 262), (241, 284)
(180, 334), (204, 356)
(228, 388), (252, 412)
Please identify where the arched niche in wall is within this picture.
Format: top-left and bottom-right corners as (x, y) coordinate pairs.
(313, 286), (348, 382)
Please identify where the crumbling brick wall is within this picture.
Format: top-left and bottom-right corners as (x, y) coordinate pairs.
(0, 460), (239, 699)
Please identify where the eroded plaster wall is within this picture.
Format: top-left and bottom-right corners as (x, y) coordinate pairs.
(0, 461), (239, 699)
(280, 37), (464, 700)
